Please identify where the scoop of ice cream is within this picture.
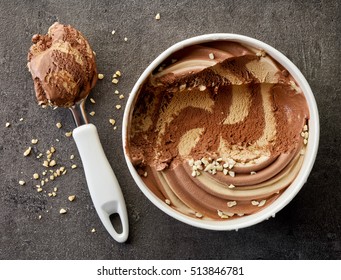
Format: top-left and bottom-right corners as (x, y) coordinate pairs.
(27, 22), (97, 107)
(127, 41), (310, 221)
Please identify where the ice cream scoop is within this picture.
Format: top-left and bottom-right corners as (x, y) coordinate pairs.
(28, 22), (128, 242)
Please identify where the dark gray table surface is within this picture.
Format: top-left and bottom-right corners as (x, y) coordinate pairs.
(0, 0), (340, 260)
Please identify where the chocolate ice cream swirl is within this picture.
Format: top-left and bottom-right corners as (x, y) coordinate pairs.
(27, 22), (97, 107)
(127, 41), (309, 220)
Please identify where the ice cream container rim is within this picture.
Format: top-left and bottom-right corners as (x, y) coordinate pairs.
(122, 33), (319, 231)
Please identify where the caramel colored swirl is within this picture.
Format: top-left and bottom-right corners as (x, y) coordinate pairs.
(127, 41), (309, 220)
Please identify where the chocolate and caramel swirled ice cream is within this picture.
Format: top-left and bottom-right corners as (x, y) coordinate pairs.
(27, 22), (97, 107)
(127, 41), (309, 220)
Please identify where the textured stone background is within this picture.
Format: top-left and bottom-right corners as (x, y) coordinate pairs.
(0, 0), (340, 259)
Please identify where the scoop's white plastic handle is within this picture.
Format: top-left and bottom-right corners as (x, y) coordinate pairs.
(73, 124), (129, 243)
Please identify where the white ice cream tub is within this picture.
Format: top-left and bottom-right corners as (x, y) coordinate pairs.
(122, 34), (319, 231)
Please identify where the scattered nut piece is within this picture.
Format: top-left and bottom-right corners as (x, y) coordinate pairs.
(19, 180), (25, 186)
(112, 78), (119, 84)
(68, 195), (76, 202)
(49, 160), (56, 167)
(111, 30), (115, 35)
(37, 187), (43, 192)
(109, 119), (116, 125)
(195, 212), (203, 218)
(250, 171), (257, 175)
(43, 160), (49, 167)
(165, 199), (171, 205)
(209, 53), (215, 60)
(303, 124), (308, 131)
(227, 201), (237, 208)
(5, 122), (10, 127)
(91, 228), (96, 233)
(251, 200), (259, 206)
(50, 175), (55, 181)
(258, 200), (267, 207)
(113, 126), (117, 130)
(19, 118), (24, 121)
(31, 139), (38, 144)
(70, 154), (75, 160)
(65, 131), (72, 137)
(199, 85), (206, 91)
(56, 122), (62, 129)
(98, 73), (104, 80)
(90, 98), (96, 104)
(115, 70), (121, 77)
(50, 146), (56, 153)
(59, 208), (67, 214)
(119, 94), (124, 99)
(33, 173), (39, 180)
(71, 164), (77, 169)
(23, 147), (32, 157)
(228, 184), (235, 189)
(114, 90), (119, 94)
(38, 215), (42, 220)
(115, 105), (122, 109)
(179, 84), (186, 91)
(256, 50), (266, 57)
(89, 111), (95, 116)
(303, 139), (308, 145)
(124, 37), (128, 41)
(155, 13), (161, 20)
(289, 80), (302, 93)
(217, 209), (230, 219)
(228, 171), (235, 177)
